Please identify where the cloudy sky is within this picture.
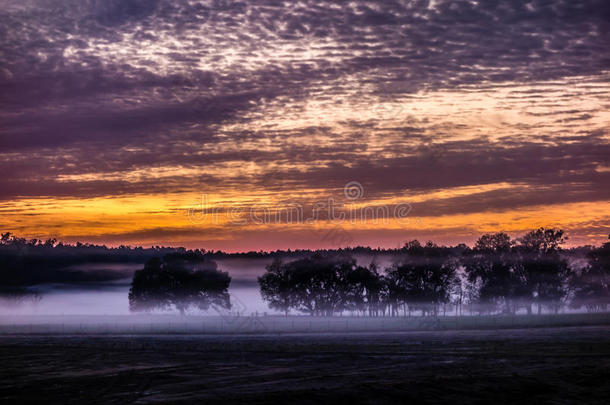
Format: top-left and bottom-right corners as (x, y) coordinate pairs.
(1, 0), (609, 250)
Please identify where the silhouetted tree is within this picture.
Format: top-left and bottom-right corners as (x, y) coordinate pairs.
(517, 228), (569, 314)
(345, 263), (385, 316)
(570, 238), (610, 312)
(290, 254), (356, 316)
(463, 233), (529, 314)
(129, 252), (231, 314)
(259, 258), (295, 316)
(259, 254), (370, 316)
(518, 228), (567, 253)
(386, 241), (457, 316)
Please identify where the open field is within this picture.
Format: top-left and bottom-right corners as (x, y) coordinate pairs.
(0, 312), (609, 335)
(0, 326), (609, 404)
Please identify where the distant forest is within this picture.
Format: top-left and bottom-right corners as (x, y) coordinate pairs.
(256, 231), (609, 316)
(1, 230), (609, 315)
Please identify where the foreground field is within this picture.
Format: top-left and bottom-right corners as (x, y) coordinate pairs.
(1, 312), (609, 334)
(0, 326), (609, 404)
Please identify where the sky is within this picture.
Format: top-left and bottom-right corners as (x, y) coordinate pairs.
(0, 0), (609, 251)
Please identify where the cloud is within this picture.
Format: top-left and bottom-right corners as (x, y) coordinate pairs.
(0, 0), (608, 246)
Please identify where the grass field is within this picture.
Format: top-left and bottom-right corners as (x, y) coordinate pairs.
(0, 327), (610, 404)
(0, 312), (609, 334)
(0, 325), (609, 404)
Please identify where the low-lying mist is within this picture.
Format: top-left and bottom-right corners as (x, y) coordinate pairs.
(0, 258), (275, 316)
(1, 230), (608, 318)
(0, 255), (412, 316)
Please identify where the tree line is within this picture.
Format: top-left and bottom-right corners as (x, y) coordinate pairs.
(259, 229), (609, 316)
(259, 228), (610, 316)
(0, 232), (181, 286)
(126, 228), (609, 315)
(1, 229), (608, 315)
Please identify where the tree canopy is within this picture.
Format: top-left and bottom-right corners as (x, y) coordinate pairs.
(258, 228), (607, 316)
(129, 252), (231, 314)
